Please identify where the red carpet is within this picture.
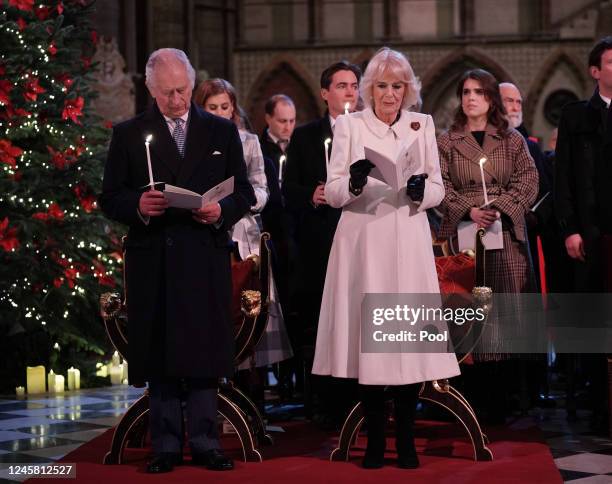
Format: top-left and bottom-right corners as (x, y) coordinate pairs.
(33, 419), (562, 483)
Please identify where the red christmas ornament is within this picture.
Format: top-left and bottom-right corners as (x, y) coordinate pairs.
(0, 80), (14, 106)
(24, 76), (46, 102)
(8, 0), (34, 12)
(35, 5), (52, 20)
(48, 202), (64, 220)
(61, 97), (84, 124)
(0, 218), (20, 252)
(0, 139), (23, 167)
(16, 17), (27, 31)
(48, 41), (57, 56)
(56, 73), (73, 90)
(47, 146), (77, 170)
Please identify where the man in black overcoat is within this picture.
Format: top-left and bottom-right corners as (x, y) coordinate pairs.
(282, 61), (361, 426)
(99, 48), (254, 473)
(554, 36), (612, 431)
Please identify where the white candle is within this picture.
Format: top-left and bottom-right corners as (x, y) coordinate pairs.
(16, 386), (25, 397)
(67, 367), (80, 391)
(479, 157), (489, 206)
(54, 375), (64, 393)
(110, 364), (122, 385)
(323, 138), (331, 165)
(26, 366), (46, 394)
(47, 369), (55, 393)
(111, 351), (120, 366)
(121, 361), (128, 383)
(145, 134), (154, 188)
(344, 102), (350, 115)
(278, 155), (286, 184)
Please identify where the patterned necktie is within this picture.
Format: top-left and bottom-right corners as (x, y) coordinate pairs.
(173, 118), (185, 158)
(277, 139), (288, 154)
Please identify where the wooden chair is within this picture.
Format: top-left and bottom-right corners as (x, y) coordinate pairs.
(100, 233), (274, 464)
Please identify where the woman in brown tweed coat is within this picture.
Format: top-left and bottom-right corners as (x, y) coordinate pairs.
(437, 69), (538, 293)
(437, 69), (539, 423)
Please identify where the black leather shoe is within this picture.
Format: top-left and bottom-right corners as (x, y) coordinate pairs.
(192, 449), (234, 471)
(146, 453), (182, 473)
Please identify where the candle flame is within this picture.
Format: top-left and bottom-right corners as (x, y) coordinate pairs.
(145, 134), (153, 143)
(279, 155), (286, 163)
(344, 102), (350, 113)
(479, 157), (487, 167)
(324, 137), (331, 146)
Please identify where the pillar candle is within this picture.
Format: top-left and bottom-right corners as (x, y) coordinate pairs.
(111, 351), (120, 366)
(47, 369), (55, 393)
(16, 386), (25, 397)
(67, 367), (80, 391)
(54, 375), (64, 393)
(109, 364), (122, 385)
(26, 366), (46, 394)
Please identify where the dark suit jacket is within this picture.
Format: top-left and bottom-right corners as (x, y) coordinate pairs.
(555, 89), (612, 290)
(99, 102), (254, 385)
(283, 116), (341, 298)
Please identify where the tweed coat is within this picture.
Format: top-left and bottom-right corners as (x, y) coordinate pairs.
(437, 123), (538, 294)
(312, 108), (460, 385)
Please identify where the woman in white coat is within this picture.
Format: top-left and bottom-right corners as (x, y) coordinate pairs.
(312, 48), (460, 469)
(194, 79), (293, 372)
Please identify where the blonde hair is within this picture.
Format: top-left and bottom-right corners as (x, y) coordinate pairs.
(360, 47), (422, 111)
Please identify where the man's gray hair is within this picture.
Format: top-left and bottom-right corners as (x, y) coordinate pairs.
(145, 48), (196, 88)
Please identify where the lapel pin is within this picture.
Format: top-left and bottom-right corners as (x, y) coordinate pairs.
(411, 122), (420, 131)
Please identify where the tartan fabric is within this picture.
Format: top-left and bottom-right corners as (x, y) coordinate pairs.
(437, 124), (539, 242)
(172, 118), (186, 157)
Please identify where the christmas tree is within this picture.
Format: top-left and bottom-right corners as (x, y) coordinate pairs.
(0, 0), (121, 391)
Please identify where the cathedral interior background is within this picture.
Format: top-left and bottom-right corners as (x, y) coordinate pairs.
(93, 0), (609, 152)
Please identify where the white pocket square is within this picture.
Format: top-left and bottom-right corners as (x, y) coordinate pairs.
(212, 150), (222, 155)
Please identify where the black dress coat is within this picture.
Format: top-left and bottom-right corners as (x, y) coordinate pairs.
(554, 89), (612, 291)
(99, 102), (254, 385)
(282, 116), (341, 328)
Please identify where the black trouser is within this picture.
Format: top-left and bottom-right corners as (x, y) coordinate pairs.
(148, 377), (219, 455)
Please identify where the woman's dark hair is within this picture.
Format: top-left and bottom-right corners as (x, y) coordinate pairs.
(451, 69), (509, 136)
(193, 78), (240, 126)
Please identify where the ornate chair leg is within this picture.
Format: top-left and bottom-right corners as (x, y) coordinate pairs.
(103, 393), (150, 464)
(330, 401), (365, 462)
(419, 380), (493, 461)
(217, 391), (263, 462)
(221, 382), (273, 446)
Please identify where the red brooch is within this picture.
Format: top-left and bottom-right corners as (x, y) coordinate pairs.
(411, 122), (420, 131)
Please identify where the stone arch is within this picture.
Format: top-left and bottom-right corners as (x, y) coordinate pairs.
(523, 48), (589, 128)
(420, 47), (515, 132)
(245, 55), (321, 135)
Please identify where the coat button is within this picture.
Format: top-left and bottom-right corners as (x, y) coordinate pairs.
(166, 237), (173, 246)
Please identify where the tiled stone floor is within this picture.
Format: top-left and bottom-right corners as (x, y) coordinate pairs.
(0, 386), (610, 482)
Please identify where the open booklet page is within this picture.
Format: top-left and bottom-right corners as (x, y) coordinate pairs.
(363, 138), (421, 191)
(458, 219), (503, 251)
(162, 176), (234, 209)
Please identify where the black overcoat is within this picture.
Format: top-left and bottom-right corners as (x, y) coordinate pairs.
(282, 116), (341, 316)
(554, 89), (612, 290)
(99, 103), (254, 385)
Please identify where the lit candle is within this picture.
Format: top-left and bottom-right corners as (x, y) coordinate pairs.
(278, 155), (286, 185)
(323, 138), (331, 165)
(16, 386), (25, 397)
(145, 134), (154, 188)
(111, 351), (120, 366)
(26, 366), (46, 394)
(67, 367), (80, 391)
(478, 157), (489, 206)
(54, 375), (65, 393)
(344, 102), (350, 115)
(48, 369), (55, 393)
(109, 364), (122, 385)
(121, 361), (128, 383)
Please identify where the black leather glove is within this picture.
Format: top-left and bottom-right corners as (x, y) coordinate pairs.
(406, 173), (428, 202)
(349, 158), (375, 195)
